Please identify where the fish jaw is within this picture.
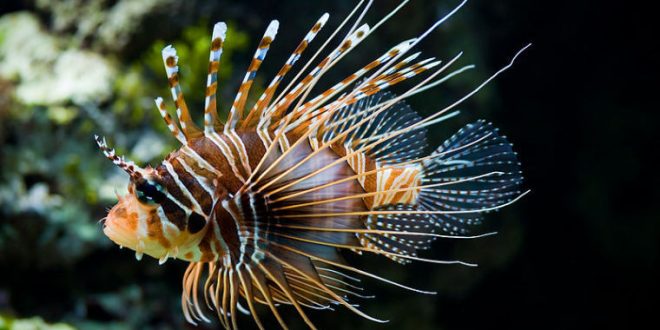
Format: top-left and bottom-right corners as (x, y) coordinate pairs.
(102, 197), (170, 261)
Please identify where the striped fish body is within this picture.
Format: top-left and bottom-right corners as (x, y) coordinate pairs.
(97, 2), (527, 328)
(140, 129), (367, 263)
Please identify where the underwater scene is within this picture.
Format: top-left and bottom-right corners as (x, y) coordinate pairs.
(0, 1), (655, 329)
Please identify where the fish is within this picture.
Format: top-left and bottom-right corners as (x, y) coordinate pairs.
(96, 1), (528, 328)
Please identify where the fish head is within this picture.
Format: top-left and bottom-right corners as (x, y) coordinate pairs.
(103, 166), (210, 262)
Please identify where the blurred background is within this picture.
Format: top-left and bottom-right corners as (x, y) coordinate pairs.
(0, 0), (656, 329)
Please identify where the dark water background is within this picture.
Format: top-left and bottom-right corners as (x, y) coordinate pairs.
(0, 0), (656, 329)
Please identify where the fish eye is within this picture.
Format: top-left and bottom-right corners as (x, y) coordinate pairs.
(187, 212), (206, 234)
(134, 179), (166, 205)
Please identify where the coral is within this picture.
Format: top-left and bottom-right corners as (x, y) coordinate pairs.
(0, 315), (75, 330)
(0, 13), (115, 106)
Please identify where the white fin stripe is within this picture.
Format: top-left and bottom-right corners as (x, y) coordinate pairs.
(176, 156), (215, 198)
(180, 146), (223, 178)
(265, 2), (368, 118)
(163, 160), (205, 216)
(239, 5), (371, 191)
(226, 129), (252, 177)
(206, 132), (247, 183)
(260, 52), (468, 195)
(221, 199), (249, 268)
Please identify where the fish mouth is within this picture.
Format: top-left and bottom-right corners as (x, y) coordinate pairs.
(102, 198), (142, 249)
(103, 220), (167, 260)
(102, 217), (138, 251)
(102, 206), (171, 261)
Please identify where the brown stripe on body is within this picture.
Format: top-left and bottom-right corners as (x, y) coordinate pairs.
(187, 137), (245, 193)
(185, 132), (268, 194)
(169, 157), (213, 215)
(362, 157), (378, 208)
(237, 129), (268, 170)
(147, 208), (171, 249)
(212, 199), (242, 259)
(374, 167), (422, 207)
(157, 165), (194, 211)
(197, 227), (217, 262)
(219, 132), (253, 182)
(177, 152), (220, 190)
(160, 200), (187, 230)
(328, 143), (379, 209)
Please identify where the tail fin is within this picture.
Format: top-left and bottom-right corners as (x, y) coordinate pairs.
(419, 119), (523, 235)
(359, 120), (524, 263)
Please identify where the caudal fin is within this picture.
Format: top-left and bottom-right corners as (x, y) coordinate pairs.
(357, 120), (524, 264)
(419, 119), (524, 235)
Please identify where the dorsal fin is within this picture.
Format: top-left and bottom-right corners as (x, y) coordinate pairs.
(161, 45), (202, 138)
(225, 20), (279, 130)
(266, 24), (371, 123)
(203, 22), (227, 134)
(243, 13), (330, 129)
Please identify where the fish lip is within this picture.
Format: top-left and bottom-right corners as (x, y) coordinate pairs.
(103, 218), (169, 260)
(102, 222), (135, 250)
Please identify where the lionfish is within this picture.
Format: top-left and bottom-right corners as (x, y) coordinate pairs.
(96, 0), (528, 328)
